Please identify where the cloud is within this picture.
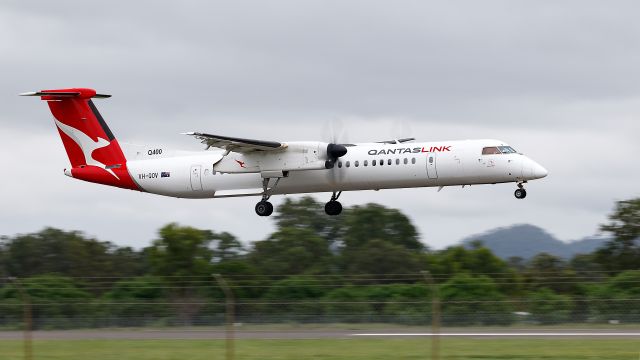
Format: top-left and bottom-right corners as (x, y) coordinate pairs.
(1, 1), (639, 249)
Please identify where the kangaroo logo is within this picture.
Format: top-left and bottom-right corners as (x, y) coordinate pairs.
(235, 159), (246, 168)
(54, 119), (119, 179)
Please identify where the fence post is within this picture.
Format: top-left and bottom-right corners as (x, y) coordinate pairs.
(213, 274), (235, 360)
(9, 277), (33, 360)
(421, 271), (440, 360)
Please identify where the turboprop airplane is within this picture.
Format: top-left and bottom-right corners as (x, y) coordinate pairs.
(21, 88), (548, 216)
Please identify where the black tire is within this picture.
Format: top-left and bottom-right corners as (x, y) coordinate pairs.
(514, 189), (526, 199)
(264, 201), (274, 216)
(325, 200), (343, 216)
(520, 189), (527, 199)
(255, 201), (274, 216)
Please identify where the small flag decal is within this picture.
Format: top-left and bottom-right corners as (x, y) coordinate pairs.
(161, 172), (170, 178)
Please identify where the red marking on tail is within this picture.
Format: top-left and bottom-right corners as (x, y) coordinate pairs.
(35, 88), (140, 191)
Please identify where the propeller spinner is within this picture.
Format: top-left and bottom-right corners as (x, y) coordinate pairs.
(324, 143), (347, 169)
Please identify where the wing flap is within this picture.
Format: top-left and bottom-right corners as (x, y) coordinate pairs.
(184, 132), (286, 152)
(376, 138), (416, 144)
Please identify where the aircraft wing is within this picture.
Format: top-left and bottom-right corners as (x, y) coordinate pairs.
(376, 138), (416, 144)
(183, 132), (287, 152)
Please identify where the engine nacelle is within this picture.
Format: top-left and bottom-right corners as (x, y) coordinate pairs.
(214, 141), (329, 173)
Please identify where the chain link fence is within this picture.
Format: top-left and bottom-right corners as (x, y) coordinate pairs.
(1, 273), (639, 330)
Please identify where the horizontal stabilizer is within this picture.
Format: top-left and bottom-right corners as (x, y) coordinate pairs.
(19, 88), (111, 99)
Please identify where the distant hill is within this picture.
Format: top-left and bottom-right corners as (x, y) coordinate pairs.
(460, 224), (608, 260)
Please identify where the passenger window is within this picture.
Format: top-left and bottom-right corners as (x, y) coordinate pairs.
(482, 146), (501, 155)
(387, 159), (392, 165)
(355, 160), (359, 167)
(338, 161), (342, 168)
(379, 159), (384, 166)
(411, 158), (416, 164)
(364, 160), (368, 166)
(396, 159), (400, 165)
(346, 161), (351, 168)
(372, 160), (376, 166)
(429, 157), (433, 164)
(404, 158), (408, 165)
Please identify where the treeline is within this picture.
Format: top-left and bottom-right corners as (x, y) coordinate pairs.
(0, 197), (638, 328)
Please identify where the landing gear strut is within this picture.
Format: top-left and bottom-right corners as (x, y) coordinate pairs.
(514, 182), (527, 199)
(325, 191), (343, 216)
(255, 178), (278, 216)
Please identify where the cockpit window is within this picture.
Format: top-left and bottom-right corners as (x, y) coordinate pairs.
(482, 146), (518, 155)
(482, 146), (501, 155)
(498, 146), (517, 154)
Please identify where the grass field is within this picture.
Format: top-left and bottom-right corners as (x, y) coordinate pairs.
(0, 338), (639, 360)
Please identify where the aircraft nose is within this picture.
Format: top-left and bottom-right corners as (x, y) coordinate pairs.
(524, 158), (548, 179)
(533, 162), (548, 179)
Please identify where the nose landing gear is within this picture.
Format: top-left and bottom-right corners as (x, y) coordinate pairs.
(325, 191), (343, 216)
(514, 182), (527, 199)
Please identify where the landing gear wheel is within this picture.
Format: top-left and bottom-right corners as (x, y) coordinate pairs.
(255, 201), (274, 216)
(514, 188), (527, 199)
(325, 200), (343, 216)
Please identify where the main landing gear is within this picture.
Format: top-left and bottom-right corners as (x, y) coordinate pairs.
(325, 191), (343, 216)
(255, 200), (273, 216)
(514, 182), (527, 199)
(255, 177), (280, 216)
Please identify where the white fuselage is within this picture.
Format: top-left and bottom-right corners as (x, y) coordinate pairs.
(122, 139), (547, 199)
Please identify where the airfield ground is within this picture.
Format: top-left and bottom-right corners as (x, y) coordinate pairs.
(0, 338), (639, 360)
(1, 325), (639, 360)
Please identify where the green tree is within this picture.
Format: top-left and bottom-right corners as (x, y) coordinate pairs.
(275, 196), (343, 242)
(527, 288), (573, 324)
(1, 228), (145, 280)
(595, 198), (640, 272)
(212, 232), (244, 262)
(440, 274), (513, 325)
(362, 284), (431, 325)
(0, 275), (92, 329)
(343, 239), (423, 277)
(99, 276), (169, 327)
(249, 227), (333, 276)
(569, 253), (602, 279)
(342, 203), (423, 251)
(589, 270), (640, 322)
(147, 223), (214, 283)
(427, 244), (519, 294)
(260, 276), (329, 322)
(322, 287), (374, 323)
(0, 238), (7, 278)
(524, 253), (581, 294)
(146, 223), (215, 324)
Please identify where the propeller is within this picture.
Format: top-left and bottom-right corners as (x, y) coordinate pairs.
(324, 143), (348, 169)
(390, 118), (414, 143)
(322, 118), (349, 186)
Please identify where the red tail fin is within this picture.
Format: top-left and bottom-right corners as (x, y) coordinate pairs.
(22, 88), (139, 190)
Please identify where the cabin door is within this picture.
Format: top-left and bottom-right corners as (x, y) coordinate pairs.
(190, 165), (203, 191)
(426, 153), (438, 179)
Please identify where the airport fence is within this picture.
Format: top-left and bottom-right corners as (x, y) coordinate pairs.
(1, 271), (639, 330)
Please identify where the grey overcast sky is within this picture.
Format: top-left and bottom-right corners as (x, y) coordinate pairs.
(0, 1), (638, 249)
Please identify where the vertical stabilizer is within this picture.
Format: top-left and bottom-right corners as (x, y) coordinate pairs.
(21, 88), (139, 190)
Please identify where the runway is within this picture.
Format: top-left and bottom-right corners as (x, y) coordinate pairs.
(1, 328), (639, 340)
(352, 332), (640, 338)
